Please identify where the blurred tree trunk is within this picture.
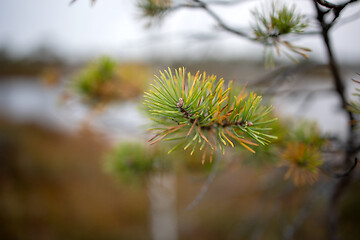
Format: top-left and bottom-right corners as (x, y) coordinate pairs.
(148, 173), (178, 240)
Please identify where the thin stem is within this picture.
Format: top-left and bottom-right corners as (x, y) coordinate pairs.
(315, 0), (359, 27)
(186, 151), (221, 210)
(333, 8), (360, 29)
(315, 0), (358, 9)
(177, 99), (252, 129)
(69, 0), (96, 6)
(322, 158), (358, 179)
(192, 0), (254, 40)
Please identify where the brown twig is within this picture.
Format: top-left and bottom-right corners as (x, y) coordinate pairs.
(176, 98), (253, 129)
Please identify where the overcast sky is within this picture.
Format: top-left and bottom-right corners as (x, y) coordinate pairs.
(0, 0), (359, 63)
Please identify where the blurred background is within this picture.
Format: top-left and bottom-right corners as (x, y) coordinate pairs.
(0, 0), (359, 240)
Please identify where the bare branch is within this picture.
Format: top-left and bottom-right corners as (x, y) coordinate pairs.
(315, 0), (358, 9)
(300, 30), (322, 35)
(69, 0), (96, 6)
(250, 62), (319, 94)
(315, 0), (344, 8)
(313, 0), (359, 29)
(191, 0), (254, 40)
(333, 8), (360, 29)
(312, 0), (355, 128)
(149, 0), (254, 41)
(312, 2), (359, 236)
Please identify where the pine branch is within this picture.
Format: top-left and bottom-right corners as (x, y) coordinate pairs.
(251, 1), (310, 66)
(144, 68), (277, 161)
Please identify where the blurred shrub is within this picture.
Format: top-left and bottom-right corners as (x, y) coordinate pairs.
(104, 142), (171, 184)
(104, 140), (218, 185)
(72, 56), (150, 105)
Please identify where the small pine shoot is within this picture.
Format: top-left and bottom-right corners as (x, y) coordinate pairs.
(137, 0), (172, 26)
(280, 122), (325, 185)
(143, 68), (277, 164)
(251, 1), (310, 66)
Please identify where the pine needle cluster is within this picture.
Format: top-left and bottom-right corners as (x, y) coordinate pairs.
(137, 0), (172, 26)
(73, 56), (116, 102)
(251, 1), (310, 66)
(280, 123), (324, 185)
(282, 142), (323, 185)
(144, 68), (277, 164)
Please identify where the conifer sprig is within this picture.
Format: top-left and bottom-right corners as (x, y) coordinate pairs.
(137, 0), (172, 26)
(251, 1), (310, 66)
(144, 68), (277, 163)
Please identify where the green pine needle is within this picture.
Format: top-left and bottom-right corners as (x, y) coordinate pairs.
(251, 1), (310, 66)
(143, 68), (277, 161)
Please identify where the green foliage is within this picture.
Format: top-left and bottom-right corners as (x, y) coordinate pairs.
(72, 56), (150, 105)
(280, 122), (325, 185)
(241, 116), (288, 167)
(290, 121), (325, 146)
(282, 141), (323, 185)
(72, 56), (117, 103)
(252, 2), (307, 38)
(251, 1), (310, 66)
(144, 67), (277, 163)
(104, 142), (171, 184)
(240, 119), (325, 185)
(137, 0), (171, 26)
